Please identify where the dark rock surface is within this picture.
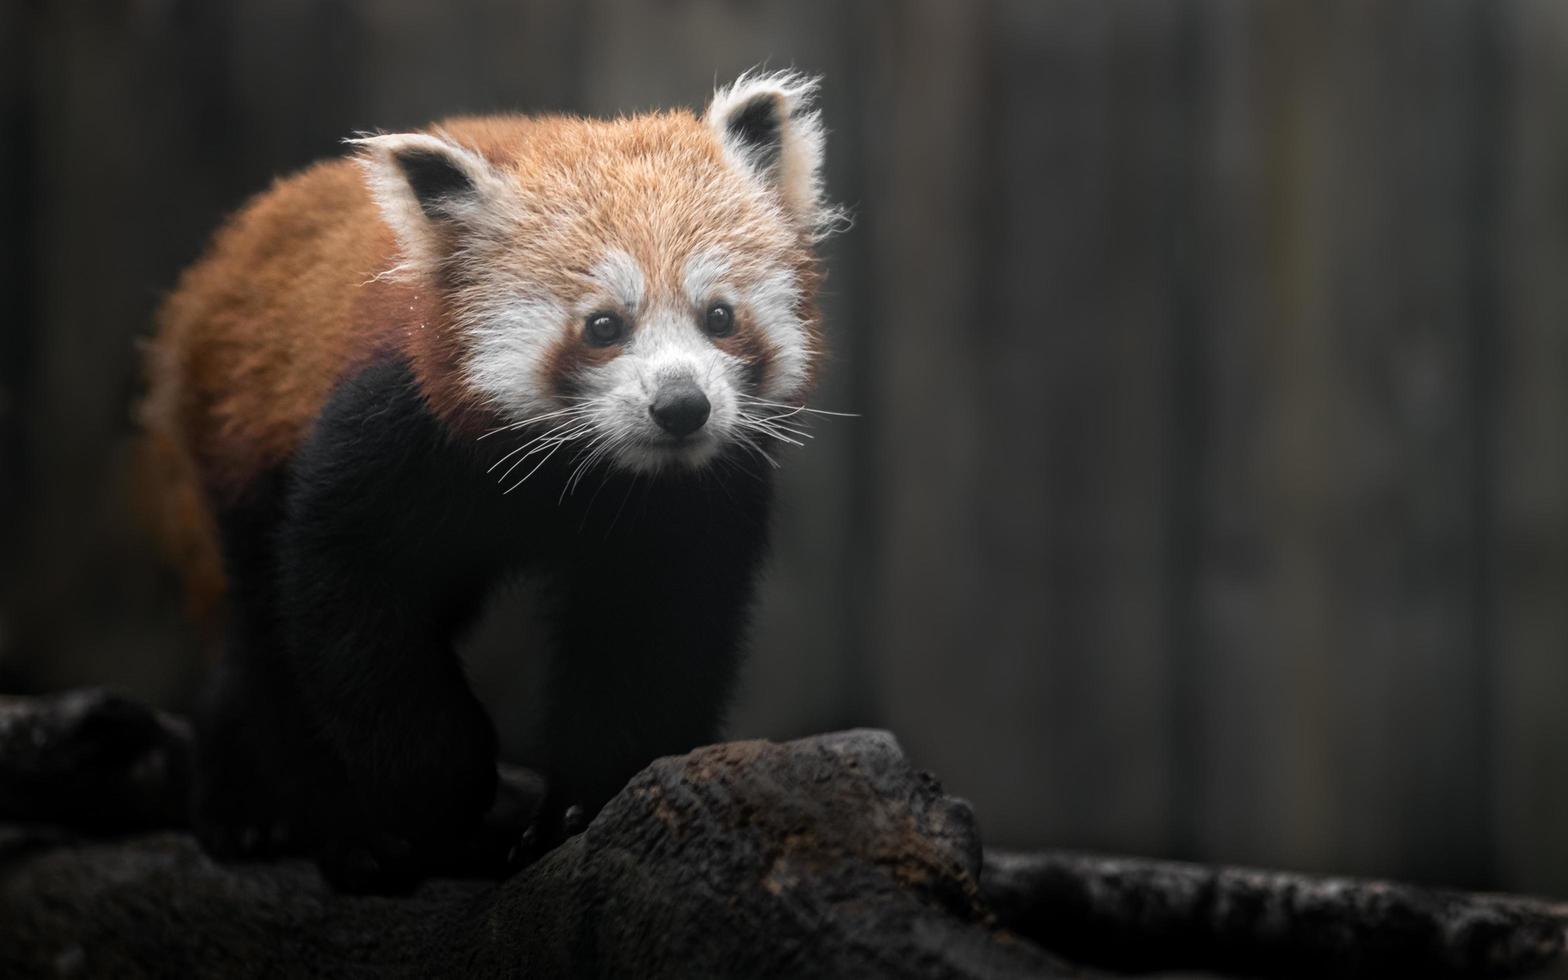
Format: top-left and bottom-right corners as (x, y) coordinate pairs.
(984, 849), (1568, 980)
(0, 689), (191, 832)
(1, 689), (1564, 978)
(0, 690), (1065, 978)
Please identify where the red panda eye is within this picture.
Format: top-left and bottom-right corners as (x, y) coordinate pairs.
(584, 312), (626, 346)
(705, 303), (735, 338)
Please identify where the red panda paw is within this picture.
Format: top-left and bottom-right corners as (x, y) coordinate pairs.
(501, 786), (592, 876)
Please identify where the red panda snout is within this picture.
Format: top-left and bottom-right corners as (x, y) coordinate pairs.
(648, 378), (711, 438)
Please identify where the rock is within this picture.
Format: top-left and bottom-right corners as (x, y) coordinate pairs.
(2, 689), (1565, 978)
(0, 692), (1067, 978)
(982, 848), (1568, 979)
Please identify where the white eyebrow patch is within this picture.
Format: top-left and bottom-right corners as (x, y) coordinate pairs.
(682, 249), (730, 306)
(590, 248), (646, 310)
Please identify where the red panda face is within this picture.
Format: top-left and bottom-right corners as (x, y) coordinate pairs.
(357, 72), (838, 475)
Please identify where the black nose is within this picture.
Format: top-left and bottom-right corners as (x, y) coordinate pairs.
(649, 381), (711, 438)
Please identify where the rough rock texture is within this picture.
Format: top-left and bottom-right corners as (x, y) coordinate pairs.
(984, 849), (1568, 980)
(0, 689), (191, 832)
(2, 689), (1566, 978)
(0, 690), (1066, 979)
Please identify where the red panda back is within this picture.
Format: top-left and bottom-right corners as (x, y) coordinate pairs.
(141, 158), (410, 615)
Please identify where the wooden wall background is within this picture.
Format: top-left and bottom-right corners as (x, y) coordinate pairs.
(2, 0), (1565, 897)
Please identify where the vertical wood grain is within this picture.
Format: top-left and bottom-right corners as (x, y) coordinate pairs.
(2, 0), (1566, 896)
(1491, 0), (1568, 898)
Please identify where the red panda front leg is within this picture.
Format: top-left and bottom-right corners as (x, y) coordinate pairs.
(272, 359), (508, 891)
(534, 462), (774, 844)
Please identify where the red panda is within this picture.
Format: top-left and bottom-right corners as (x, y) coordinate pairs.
(140, 72), (837, 890)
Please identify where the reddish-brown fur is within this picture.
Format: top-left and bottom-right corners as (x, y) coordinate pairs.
(141, 110), (822, 616)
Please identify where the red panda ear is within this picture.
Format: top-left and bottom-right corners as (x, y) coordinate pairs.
(352, 131), (513, 271)
(706, 72), (836, 240)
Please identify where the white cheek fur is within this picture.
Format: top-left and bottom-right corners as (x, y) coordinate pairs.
(460, 293), (564, 421)
(746, 268), (809, 400)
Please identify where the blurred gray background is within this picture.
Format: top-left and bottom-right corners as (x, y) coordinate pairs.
(2, 0), (1565, 897)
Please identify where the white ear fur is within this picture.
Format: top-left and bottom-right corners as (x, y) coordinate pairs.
(706, 71), (839, 240)
(352, 131), (513, 273)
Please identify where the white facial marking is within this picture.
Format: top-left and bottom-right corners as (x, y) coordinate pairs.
(745, 268), (807, 398)
(461, 290), (566, 420)
(461, 243), (814, 478)
(461, 249), (646, 424)
(682, 250), (730, 309)
(571, 305), (734, 473)
(681, 249), (808, 400)
(589, 248), (645, 312)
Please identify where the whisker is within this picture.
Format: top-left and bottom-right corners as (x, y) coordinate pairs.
(504, 435), (576, 494)
(562, 430), (617, 502)
(487, 414), (592, 474)
(605, 471), (641, 536)
(587, 427), (630, 485)
(737, 396), (859, 418)
(742, 416), (814, 440)
(733, 433), (781, 469)
(478, 404), (591, 441)
(496, 419), (594, 484)
(734, 418), (805, 448)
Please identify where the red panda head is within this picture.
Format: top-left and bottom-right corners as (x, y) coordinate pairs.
(355, 72), (839, 475)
